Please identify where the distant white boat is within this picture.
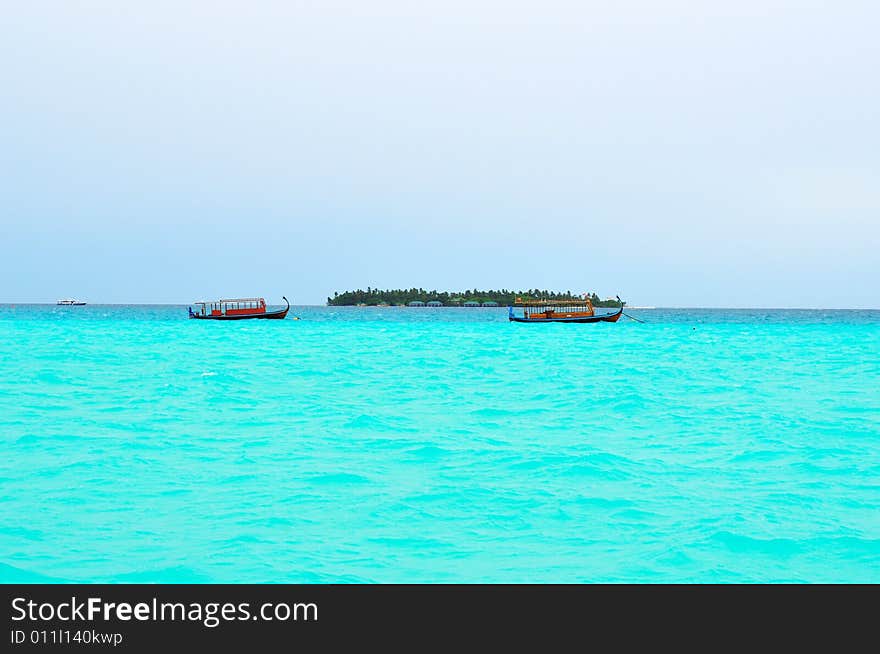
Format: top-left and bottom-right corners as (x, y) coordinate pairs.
(57, 299), (86, 306)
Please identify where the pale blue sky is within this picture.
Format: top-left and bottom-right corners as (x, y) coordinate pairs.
(2, 1), (878, 306)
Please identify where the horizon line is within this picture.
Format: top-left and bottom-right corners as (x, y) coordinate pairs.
(1, 303), (879, 311)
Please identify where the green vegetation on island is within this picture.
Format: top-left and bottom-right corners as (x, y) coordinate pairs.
(327, 289), (625, 307)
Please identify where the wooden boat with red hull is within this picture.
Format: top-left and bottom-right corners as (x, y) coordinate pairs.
(509, 295), (623, 324)
(189, 296), (289, 320)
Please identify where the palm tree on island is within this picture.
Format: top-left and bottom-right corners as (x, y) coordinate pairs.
(326, 289), (624, 308)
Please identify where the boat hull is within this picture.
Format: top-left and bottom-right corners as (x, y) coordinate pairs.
(190, 307), (289, 320)
(509, 308), (623, 323)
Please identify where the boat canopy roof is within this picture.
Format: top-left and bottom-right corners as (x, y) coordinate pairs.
(194, 297), (265, 305)
(514, 297), (594, 307)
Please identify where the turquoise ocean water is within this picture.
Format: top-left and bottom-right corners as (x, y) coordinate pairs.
(1, 305), (878, 583)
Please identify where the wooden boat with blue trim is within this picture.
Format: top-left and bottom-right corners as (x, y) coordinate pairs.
(189, 296), (289, 320)
(508, 295), (623, 324)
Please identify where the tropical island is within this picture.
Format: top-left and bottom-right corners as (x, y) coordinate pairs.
(327, 289), (625, 307)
